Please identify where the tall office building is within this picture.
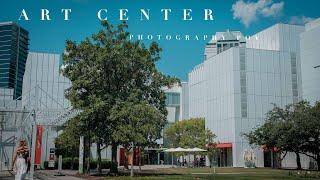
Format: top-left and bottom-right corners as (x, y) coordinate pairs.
(0, 22), (29, 101)
(0, 22), (29, 170)
(300, 18), (320, 103)
(187, 24), (308, 168)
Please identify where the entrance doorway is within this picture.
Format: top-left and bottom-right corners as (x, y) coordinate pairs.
(264, 151), (280, 168)
(217, 147), (233, 167)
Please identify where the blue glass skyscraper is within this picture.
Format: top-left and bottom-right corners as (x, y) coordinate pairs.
(0, 22), (29, 100)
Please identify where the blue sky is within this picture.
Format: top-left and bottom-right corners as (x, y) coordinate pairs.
(1, 0), (320, 81)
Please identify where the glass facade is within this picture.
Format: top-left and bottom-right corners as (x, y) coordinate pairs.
(290, 52), (299, 103)
(240, 48), (247, 118)
(0, 22), (29, 100)
(164, 90), (181, 124)
(165, 92), (180, 106)
(204, 30), (246, 60)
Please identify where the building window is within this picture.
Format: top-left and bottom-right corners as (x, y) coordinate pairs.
(240, 48), (247, 118)
(290, 52), (299, 102)
(165, 92), (180, 106)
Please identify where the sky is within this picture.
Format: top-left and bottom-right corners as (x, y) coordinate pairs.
(1, 0), (320, 81)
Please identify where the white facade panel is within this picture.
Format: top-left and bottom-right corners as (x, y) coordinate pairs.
(188, 64), (206, 118)
(188, 44), (301, 167)
(204, 48), (236, 145)
(301, 18), (320, 103)
(184, 22), (316, 168)
(22, 52), (71, 110)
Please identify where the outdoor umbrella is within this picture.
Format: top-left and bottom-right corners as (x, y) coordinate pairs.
(184, 148), (207, 167)
(190, 147), (207, 152)
(164, 147), (187, 167)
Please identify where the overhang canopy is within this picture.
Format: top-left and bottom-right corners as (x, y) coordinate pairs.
(216, 143), (232, 148)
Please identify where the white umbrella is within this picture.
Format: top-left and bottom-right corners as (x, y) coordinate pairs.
(190, 147), (207, 152)
(164, 148), (176, 167)
(164, 147), (188, 167)
(164, 148), (176, 152)
(175, 147), (188, 152)
(184, 148), (207, 167)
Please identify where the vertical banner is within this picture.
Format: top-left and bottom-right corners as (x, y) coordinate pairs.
(35, 125), (43, 165)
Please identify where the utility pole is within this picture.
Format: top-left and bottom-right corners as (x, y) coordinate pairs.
(29, 110), (37, 180)
(30, 85), (39, 180)
(0, 112), (3, 171)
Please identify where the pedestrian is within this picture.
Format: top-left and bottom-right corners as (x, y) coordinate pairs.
(12, 139), (29, 180)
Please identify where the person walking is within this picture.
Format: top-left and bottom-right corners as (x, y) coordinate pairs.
(12, 139), (29, 180)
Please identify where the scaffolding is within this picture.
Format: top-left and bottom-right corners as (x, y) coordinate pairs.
(0, 85), (79, 178)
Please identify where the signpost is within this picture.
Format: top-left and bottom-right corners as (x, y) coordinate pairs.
(48, 148), (55, 168)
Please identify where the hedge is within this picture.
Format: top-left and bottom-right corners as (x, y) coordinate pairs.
(44, 157), (116, 170)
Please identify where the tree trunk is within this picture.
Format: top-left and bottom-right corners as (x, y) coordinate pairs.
(130, 143), (134, 177)
(97, 142), (102, 174)
(110, 143), (118, 174)
(71, 156), (74, 170)
(138, 147), (142, 172)
(86, 135), (91, 174)
(124, 150), (129, 170)
(316, 155), (320, 171)
(295, 152), (302, 170)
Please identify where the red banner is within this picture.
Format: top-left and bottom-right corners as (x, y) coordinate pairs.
(35, 125), (43, 165)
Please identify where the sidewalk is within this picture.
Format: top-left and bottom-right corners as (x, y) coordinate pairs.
(0, 170), (42, 180)
(0, 170), (13, 180)
(35, 170), (83, 180)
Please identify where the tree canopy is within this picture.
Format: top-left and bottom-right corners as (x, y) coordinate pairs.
(60, 20), (179, 174)
(245, 101), (320, 170)
(55, 117), (81, 160)
(164, 118), (216, 148)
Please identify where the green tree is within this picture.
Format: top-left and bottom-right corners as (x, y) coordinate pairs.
(298, 101), (320, 170)
(55, 117), (81, 169)
(165, 118), (216, 167)
(244, 101), (316, 170)
(110, 93), (166, 176)
(62, 20), (178, 174)
(164, 118), (216, 148)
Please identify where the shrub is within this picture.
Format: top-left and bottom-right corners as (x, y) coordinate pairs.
(44, 157), (116, 170)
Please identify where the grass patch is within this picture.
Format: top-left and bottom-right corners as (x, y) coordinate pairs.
(103, 168), (318, 179)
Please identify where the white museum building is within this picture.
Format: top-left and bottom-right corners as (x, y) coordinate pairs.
(186, 19), (320, 168)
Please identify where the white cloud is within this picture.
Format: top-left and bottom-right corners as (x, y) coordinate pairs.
(261, 2), (284, 17)
(289, 16), (314, 25)
(232, 0), (284, 27)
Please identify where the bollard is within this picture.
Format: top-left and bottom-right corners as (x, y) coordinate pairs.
(58, 155), (62, 173)
(54, 155), (65, 176)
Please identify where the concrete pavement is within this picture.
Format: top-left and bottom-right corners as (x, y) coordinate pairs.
(35, 170), (84, 180)
(0, 170), (82, 180)
(0, 171), (41, 180)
